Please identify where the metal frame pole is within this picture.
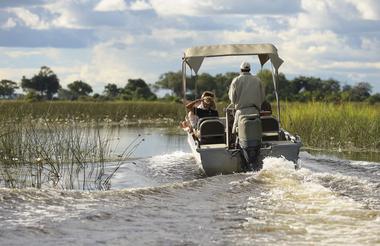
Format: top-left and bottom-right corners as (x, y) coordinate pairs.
(182, 59), (187, 102)
(271, 63), (281, 128)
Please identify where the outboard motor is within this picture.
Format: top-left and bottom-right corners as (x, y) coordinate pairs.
(237, 114), (262, 171)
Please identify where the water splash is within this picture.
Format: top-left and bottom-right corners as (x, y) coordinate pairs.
(145, 151), (203, 181)
(240, 157), (380, 245)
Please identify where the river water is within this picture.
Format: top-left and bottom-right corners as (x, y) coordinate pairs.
(0, 126), (379, 245)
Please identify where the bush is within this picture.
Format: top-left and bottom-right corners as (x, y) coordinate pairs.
(368, 93), (380, 105)
(25, 91), (43, 102)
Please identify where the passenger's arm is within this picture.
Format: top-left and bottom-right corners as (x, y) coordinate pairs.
(186, 98), (202, 111)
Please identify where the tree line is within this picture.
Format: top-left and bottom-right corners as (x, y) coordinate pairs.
(155, 70), (380, 104)
(1, 66), (379, 104)
(0, 66), (156, 101)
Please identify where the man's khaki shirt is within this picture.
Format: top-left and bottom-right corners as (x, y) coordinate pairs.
(228, 72), (265, 110)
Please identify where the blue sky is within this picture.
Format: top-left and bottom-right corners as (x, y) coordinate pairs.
(0, 0), (379, 93)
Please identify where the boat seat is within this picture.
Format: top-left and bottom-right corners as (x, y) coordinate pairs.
(261, 116), (279, 141)
(197, 118), (225, 145)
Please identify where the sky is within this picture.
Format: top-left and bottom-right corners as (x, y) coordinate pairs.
(0, 0), (379, 93)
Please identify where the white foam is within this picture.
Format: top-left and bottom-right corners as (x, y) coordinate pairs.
(0, 189), (98, 228)
(148, 151), (193, 168)
(350, 160), (380, 166)
(242, 157), (380, 244)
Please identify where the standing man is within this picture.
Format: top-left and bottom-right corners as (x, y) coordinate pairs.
(228, 61), (265, 133)
(228, 61), (265, 171)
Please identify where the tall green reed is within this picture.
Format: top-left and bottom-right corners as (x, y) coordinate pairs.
(281, 102), (380, 151)
(0, 118), (143, 190)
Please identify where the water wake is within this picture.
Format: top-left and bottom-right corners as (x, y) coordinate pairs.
(240, 157), (380, 245)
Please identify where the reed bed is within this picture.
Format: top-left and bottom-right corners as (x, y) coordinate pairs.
(280, 102), (380, 151)
(0, 101), (184, 124)
(0, 119), (143, 190)
(0, 100), (379, 151)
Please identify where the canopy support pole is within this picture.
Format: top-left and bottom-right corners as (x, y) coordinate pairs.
(271, 63), (281, 128)
(182, 59), (187, 103)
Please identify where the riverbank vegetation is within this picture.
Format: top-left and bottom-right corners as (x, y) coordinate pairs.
(280, 102), (380, 151)
(1, 66), (380, 104)
(0, 100), (379, 152)
(0, 100), (184, 123)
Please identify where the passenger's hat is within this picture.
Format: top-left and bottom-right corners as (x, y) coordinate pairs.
(240, 61), (250, 70)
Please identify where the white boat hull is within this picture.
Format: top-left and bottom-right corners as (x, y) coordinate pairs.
(188, 133), (301, 176)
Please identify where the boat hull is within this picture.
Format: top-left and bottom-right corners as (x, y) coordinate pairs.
(188, 134), (301, 176)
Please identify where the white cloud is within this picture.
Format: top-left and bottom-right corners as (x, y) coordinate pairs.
(322, 61), (380, 70)
(4, 49), (61, 59)
(1, 18), (16, 29)
(130, 0), (152, 11)
(42, 1), (91, 29)
(151, 28), (198, 45)
(0, 0), (379, 92)
(75, 42), (157, 91)
(0, 67), (37, 83)
(149, 0), (207, 16)
(94, 0), (127, 12)
(149, 0), (301, 16)
(347, 0), (380, 20)
(7, 7), (50, 30)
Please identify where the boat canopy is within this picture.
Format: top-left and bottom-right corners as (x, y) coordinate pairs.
(183, 43), (283, 74)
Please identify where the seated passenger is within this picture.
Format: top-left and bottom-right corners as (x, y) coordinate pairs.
(185, 91), (219, 129)
(260, 100), (272, 116)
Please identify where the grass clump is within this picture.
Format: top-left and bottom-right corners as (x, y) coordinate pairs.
(281, 102), (380, 151)
(0, 119), (143, 190)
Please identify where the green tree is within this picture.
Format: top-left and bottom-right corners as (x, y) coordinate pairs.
(321, 79), (340, 94)
(195, 73), (216, 97)
(258, 69), (291, 101)
(288, 76), (326, 101)
(154, 71), (193, 97)
(350, 82), (372, 101)
(0, 79), (18, 98)
(276, 73), (292, 100)
(57, 88), (76, 100)
(123, 79), (156, 100)
(368, 93), (380, 104)
(155, 71), (183, 97)
(24, 91), (43, 102)
(214, 72), (239, 101)
(342, 84), (352, 92)
(319, 79), (341, 102)
(104, 83), (121, 98)
(257, 69), (273, 94)
(67, 80), (93, 98)
(21, 66), (60, 100)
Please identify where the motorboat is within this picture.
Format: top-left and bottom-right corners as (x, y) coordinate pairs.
(182, 44), (302, 176)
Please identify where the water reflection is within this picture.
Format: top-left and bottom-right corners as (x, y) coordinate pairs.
(104, 126), (190, 158)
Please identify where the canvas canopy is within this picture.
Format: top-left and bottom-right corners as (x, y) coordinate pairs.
(183, 43), (283, 74)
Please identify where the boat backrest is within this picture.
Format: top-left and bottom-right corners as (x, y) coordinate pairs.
(260, 116), (279, 141)
(198, 118), (225, 144)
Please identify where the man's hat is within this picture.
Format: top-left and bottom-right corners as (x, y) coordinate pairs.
(240, 61), (250, 70)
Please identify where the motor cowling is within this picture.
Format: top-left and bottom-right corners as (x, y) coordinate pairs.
(238, 114), (262, 148)
(237, 114), (262, 171)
